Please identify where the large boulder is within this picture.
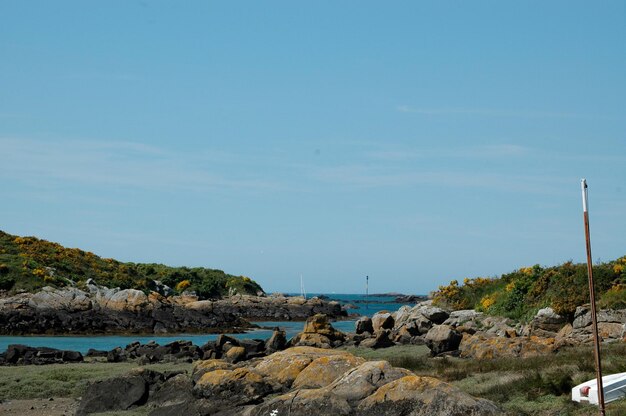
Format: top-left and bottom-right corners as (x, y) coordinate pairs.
(530, 307), (567, 337)
(355, 316), (374, 334)
(460, 334), (556, 359)
(292, 354), (366, 389)
(254, 346), (342, 387)
(371, 312), (395, 332)
(425, 325), (462, 356)
(417, 305), (449, 325)
(356, 375), (500, 415)
(193, 367), (277, 407)
(77, 373), (149, 415)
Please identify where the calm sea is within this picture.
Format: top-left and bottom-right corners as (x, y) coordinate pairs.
(0, 293), (416, 353)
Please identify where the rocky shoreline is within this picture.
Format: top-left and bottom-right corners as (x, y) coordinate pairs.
(0, 285), (346, 335)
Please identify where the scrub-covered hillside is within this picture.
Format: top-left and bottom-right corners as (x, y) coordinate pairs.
(0, 230), (264, 299)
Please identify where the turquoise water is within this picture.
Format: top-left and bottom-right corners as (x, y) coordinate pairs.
(0, 294), (416, 353)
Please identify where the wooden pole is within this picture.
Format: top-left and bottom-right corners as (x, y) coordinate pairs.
(581, 179), (606, 415)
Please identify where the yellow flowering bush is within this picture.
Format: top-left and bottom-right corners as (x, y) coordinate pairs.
(480, 294), (496, 311)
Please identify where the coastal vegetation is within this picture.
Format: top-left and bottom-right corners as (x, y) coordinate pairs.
(344, 343), (626, 415)
(0, 230), (264, 299)
(433, 256), (626, 321)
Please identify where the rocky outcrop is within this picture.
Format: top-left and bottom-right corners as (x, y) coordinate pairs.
(0, 286), (346, 335)
(289, 314), (346, 348)
(568, 306), (626, 343)
(0, 344), (83, 365)
(77, 347), (501, 416)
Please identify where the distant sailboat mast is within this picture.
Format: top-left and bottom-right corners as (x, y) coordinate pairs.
(300, 274), (307, 300)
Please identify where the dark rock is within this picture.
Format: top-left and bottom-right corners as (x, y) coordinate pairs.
(86, 348), (108, 357)
(107, 347), (127, 363)
(265, 329), (287, 353)
(355, 316), (374, 334)
(425, 325), (463, 356)
(76, 375), (148, 415)
(148, 373), (193, 407)
(216, 334), (239, 350)
(61, 350), (83, 362)
(6, 344), (32, 364)
(148, 398), (218, 416)
(360, 329), (395, 349)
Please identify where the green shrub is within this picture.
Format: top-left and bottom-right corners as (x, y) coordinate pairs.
(434, 258), (624, 322)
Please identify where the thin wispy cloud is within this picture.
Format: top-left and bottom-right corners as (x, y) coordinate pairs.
(365, 144), (530, 161)
(396, 105), (621, 120)
(309, 164), (566, 194)
(0, 138), (281, 193)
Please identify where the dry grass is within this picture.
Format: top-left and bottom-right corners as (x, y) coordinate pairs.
(344, 343), (626, 415)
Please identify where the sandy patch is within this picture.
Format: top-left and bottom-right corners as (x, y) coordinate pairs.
(0, 397), (78, 416)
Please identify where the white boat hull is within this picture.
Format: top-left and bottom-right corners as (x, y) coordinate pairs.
(572, 372), (626, 405)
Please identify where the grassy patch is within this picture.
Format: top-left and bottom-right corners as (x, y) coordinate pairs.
(0, 361), (192, 400)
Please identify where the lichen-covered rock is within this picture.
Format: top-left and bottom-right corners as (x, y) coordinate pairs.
(254, 346), (342, 387)
(193, 367), (277, 406)
(251, 388), (352, 416)
(224, 346), (247, 363)
(356, 375), (500, 415)
(80, 345), (501, 416)
(192, 359), (234, 383)
(325, 360), (415, 403)
(289, 314), (345, 348)
(292, 354), (365, 389)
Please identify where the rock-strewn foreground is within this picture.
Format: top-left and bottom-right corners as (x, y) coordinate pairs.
(0, 285), (345, 334)
(77, 346), (500, 416)
(357, 301), (626, 359)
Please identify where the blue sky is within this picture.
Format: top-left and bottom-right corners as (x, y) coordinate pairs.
(1, 1), (625, 294)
